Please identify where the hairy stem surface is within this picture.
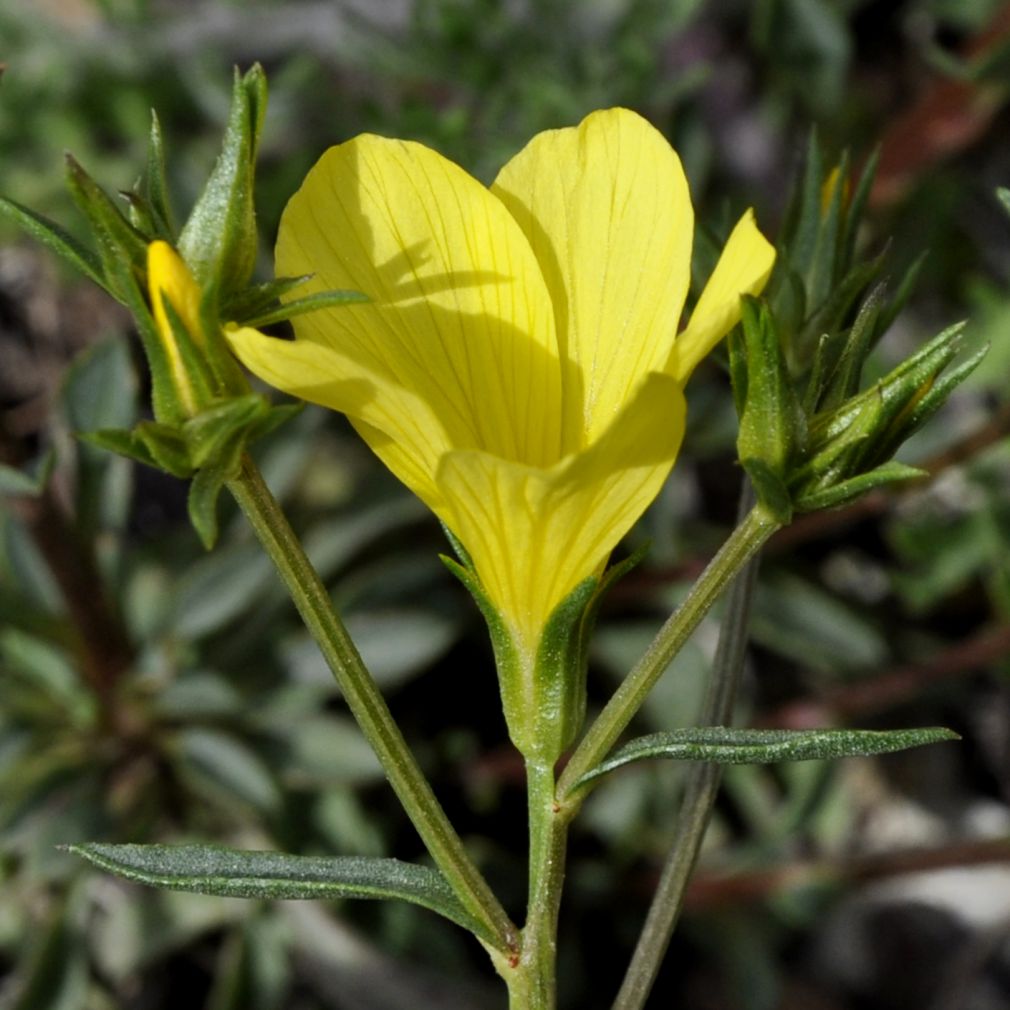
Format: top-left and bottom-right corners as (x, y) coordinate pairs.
(228, 455), (517, 953)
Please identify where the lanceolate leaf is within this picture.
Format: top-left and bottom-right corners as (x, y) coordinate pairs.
(575, 726), (959, 787)
(0, 196), (106, 290)
(70, 843), (491, 942)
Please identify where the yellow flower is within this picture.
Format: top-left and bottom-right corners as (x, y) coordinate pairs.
(228, 109), (774, 663)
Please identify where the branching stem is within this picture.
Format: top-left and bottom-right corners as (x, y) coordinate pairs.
(227, 455), (517, 954)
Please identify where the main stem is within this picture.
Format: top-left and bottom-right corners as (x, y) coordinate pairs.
(613, 482), (762, 1010)
(557, 504), (780, 803)
(227, 455), (517, 954)
(509, 760), (568, 1010)
(505, 500), (779, 1008)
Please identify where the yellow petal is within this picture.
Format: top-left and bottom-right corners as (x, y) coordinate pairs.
(149, 241), (205, 345)
(671, 209), (776, 382)
(273, 134), (563, 476)
(437, 372), (686, 653)
(148, 240), (206, 415)
(226, 325), (447, 508)
(492, 108), (692, 450)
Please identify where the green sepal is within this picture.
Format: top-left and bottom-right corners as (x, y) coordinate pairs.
(78, 429), (159, 470)
(135, 421), (194, 477)
(439, 522), (474, 568)
(998, 186), (1010, 218)
(243, 288), (370, 328)
(741, 458), (793, 525)
(726, 327), (749, 418)
(188, 443), (243, 549)
(64, 154), (148, 302)
(84, 396), (299, 485)
(560, 542), (652, 746)
(794, 461), (925, 512)
(0, 195), (107, 291)
(182, 394), (268, 468)
(736, 297), (804, 480)
(585, 543), (649, 628)
(196, 281), (255, 397)
(0, 451), (55, 498)
(442, 551), (601, 763)
(530, 576), (599, 763)
(178, 65), (267, 299)
(68, 843), (491, 943)
(575, 726), (959, 788)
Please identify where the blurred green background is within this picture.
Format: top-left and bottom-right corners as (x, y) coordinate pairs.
(2, 1), (1010, 1008)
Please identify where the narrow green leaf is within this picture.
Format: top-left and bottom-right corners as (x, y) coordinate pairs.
(794, 461), (925, 512)
(806, 150), (847, 310)
(875, 252), (925, 339)
(121, 189), (160, 237)
(144, 110), (177, 238)
(840, 145), (879, 270)
(178, 65), (264, 296)
(998, 187), (1010, 218)
(188, 455), (237, 549)
(823, 282), (885, 407)
(577, 726), (959, 785)
(798, 252), (885, 375)
(243, 289), (370, 328)
(0, 196), (106, 290)
(786, 129), (824, 275)
(874, 342), (988, 461)
(69, 843), (488, 941)
(78, 429), (157, 469)
(64, 154), (148, 289)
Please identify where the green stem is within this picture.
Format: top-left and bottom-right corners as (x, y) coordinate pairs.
(612, 481), (762, 1010)
(557, 503), (780, 804)
(509, 760), (567, 1010)
(227, 455), (517, 954)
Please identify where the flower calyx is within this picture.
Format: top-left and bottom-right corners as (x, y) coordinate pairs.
(443, 529), (648, 766)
